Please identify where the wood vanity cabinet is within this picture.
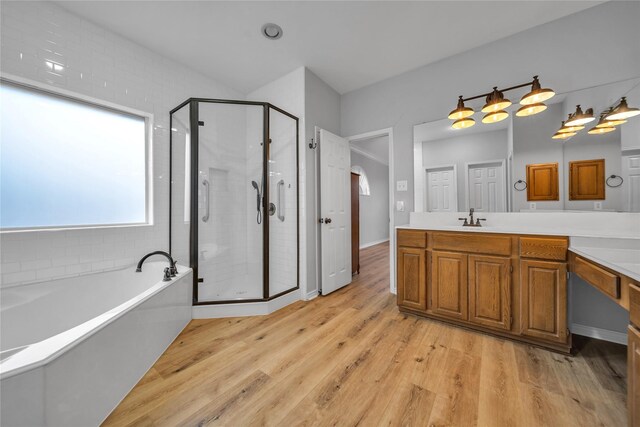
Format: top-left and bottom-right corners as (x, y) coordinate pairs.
(397, 247), (427, 311)
(628, 284), (640, 427)
(431, 250), (468, 321)
(396, 229), (570, 353)
(520, 259), (568, 344)
(468, 255), (512, 331)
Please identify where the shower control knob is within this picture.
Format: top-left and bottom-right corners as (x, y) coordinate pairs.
(324, 218), (332, 224)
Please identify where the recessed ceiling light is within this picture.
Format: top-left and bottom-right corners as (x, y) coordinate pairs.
(261, 23), (283, 40)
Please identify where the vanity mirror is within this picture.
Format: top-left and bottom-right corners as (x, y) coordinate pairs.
(414, 77), (640, 213)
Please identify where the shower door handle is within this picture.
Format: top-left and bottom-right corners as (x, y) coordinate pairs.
(202, 179), (210, 222)
(277, 180), (285, 222)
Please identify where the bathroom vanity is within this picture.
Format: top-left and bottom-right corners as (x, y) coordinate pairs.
(395, 215), (640, 425)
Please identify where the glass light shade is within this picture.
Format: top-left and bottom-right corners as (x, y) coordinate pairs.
(558, 124), (584, 133)
(482, 110), (509, 124)
(605, 97), (640, 121)
(596, 118), (626, 127)
(448, 96), (474, 120)
(520, 77), (555, 105)
(588, 126), (615, 135)
(515, 103), (547, 117)
(481, 99), (511, 113)
(565, 105), (595, 127)
(552, 131), (576, 140)
(452, 117), (475, 129)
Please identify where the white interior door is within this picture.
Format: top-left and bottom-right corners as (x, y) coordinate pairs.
(623, 153), (640, 212)
(425, 166), (457, 212)
(467, 161), (506, 212)
(319, 128), (352, 295)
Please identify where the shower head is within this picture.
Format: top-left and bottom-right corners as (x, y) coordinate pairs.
(251, 180), (259, 191)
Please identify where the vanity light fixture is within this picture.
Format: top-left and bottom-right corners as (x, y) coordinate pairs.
(447, 76), (554, 129)
(516, 103), (547, 117)
(520, 76), (555, 105)
(452, 117), (475, 129)
(448, 96), (475, 120)
(594, 111), (626, 128)
(565, 105), (595, 127)
(482, 110), (509, 124)
(605, 97), (640, 121)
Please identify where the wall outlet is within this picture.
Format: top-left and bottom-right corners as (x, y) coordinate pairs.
(529, 202), (536, 210)
(396, 200), (405, 212)
(594, 201), (603, 210)
(396, 180), (408, 192)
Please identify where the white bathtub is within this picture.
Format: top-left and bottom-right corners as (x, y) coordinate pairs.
(0, 262), (192, 426)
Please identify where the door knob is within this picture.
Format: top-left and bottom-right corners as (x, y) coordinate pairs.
(324, 218), (332, 224)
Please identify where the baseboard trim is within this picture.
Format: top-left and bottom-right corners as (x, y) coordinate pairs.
(360, 238), (390, 250)
(192, 290), (300, 319)
(305, 290), (319, 301)
(571, 323), (628, 345)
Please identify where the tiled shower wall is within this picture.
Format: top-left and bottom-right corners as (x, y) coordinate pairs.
(0, 1), (242, 287)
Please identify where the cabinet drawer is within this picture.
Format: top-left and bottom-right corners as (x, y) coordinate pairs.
(432, 232), (511, 256)
(631, 283), (640, 329)
(398, 230), (427, 248)
(573, 256), (620, 299)
(520, 237), (567, 261)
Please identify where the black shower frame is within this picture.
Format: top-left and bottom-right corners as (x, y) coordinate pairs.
(169, 98), (300, 306)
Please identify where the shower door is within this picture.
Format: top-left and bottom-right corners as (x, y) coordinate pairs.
(170, 99), (299, 305)
(196, 101), (265, 302)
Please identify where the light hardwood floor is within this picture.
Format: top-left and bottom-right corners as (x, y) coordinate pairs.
(104, 242), (627, 426)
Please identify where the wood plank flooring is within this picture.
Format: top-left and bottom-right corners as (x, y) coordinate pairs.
(103, 242), (627, 426)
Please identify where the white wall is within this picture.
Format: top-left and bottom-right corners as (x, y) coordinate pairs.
(304, 69), (341, 297)
(0, 1), (242, 288)
(351, 151), (389, 247)
(340, 1), (640, 225)
(421, 129), (508, 210)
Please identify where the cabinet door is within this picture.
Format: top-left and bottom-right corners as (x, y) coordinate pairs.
(569, 158), (605, 200)
(431, 251), (468, 321)
(526, 162), (559, 201)
(520, 259), (568, 343)
(397, 247), (427, 311)
(629, 325), (640, 427)
(468, 255), (512, 331)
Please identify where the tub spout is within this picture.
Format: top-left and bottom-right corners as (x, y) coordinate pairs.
(136, 251), (178, 277)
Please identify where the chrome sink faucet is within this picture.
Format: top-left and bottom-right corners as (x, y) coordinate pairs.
(458, 208), (486, 227)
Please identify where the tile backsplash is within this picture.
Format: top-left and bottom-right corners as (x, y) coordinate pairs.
(0, 1), (242, 287)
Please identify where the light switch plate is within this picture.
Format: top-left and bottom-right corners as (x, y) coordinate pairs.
(396, 200), (405, 212)
(396, 180), (408, 192)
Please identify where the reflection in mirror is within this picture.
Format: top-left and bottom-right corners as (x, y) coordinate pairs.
(414, 77), (640, 213)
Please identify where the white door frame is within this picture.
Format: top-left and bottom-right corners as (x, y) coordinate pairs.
(464, 159), (507, 212)
(346, 128), (395, 294)
(424, 163), (458, 212)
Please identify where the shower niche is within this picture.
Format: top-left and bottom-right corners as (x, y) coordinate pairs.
(170, 99), (299, 305)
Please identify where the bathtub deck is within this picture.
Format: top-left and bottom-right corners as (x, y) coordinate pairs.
(103, 242), (627, 427)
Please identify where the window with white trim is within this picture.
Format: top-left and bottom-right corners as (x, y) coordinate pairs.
(0, 81), (150, 230)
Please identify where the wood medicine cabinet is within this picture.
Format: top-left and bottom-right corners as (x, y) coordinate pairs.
(569, 158), (605, 200)
(526, 162), (559, 201)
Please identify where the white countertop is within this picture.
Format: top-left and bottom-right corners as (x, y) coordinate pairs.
(396, 223), (637, 239)
(399, 212), (640, 282)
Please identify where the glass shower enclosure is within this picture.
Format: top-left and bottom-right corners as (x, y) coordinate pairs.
(170, 99), (298, 304)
